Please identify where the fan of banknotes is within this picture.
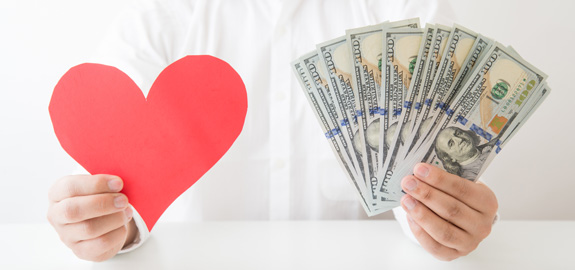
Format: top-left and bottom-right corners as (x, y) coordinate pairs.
(291, 18), (550, 216)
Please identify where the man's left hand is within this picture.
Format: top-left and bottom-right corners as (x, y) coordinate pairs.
(400, 163), (498, 261)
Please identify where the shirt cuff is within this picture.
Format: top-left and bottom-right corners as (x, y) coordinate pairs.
(392, 206), (420, 245)
(118, 206), (150, 254)
(492, 212), (500, 225)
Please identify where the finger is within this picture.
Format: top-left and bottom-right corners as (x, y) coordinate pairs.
(401, 175), (482, 231)
(401, 194), (473, 251)
(412, 163), (497, 213)
(405, 214), (461, 261)
(49, 174), (123, 203)
(50, 193), (129, 224)
(61, 207), (133, 243)
(71, 225), (128, 262)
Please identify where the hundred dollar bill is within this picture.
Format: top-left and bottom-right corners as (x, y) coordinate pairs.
(345, 18), (419, 205)
(300, 51), (363, 181)
(376, 27), (424, 200)
(388, 43), (548, 192)
(476, 82), (550, 177)
(316, 36), (367, 195)
(399, 26), (481, 164)
(376, 25), (433, 169)
(374, 25), (432, 200)
(378, 25), (453, 200)
(399, 24), (454, 154)
(291, 59), (371, 213)
(499, 82), (550, 147)
(405, 34), (493, 161)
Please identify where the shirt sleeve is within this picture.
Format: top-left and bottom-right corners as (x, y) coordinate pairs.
(392, 206), (420, 245)
(118, 207), (150, 254)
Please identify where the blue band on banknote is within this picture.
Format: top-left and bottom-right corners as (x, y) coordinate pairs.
(457, 115), (467, 125)
(470, 123), (493, 141)
(495, 140), (502, 154)
(414, 102), (422, 110)
(435, 102), (446, 110)
(324, 127), (341, 139)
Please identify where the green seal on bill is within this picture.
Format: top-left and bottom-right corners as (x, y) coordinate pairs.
(491, 80), (510, 100)
(408, 57), (417, 75)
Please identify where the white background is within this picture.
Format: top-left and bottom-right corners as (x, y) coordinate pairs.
(0, 0), (573, 224)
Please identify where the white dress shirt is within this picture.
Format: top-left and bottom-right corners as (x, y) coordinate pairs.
(90, 0), (456, 251)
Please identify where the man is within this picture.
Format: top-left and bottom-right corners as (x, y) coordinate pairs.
(46, 0), (497, 262)
(433, 126), (495, 180)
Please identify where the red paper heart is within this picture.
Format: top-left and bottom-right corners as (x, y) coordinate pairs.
(49, 55), (247, 231)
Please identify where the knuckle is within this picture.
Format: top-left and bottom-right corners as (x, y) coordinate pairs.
(411, 206), (428, 225)
(90, 194), (115, 214)
(423, 171), (440, 186)
(65, 178), (80, 198)
(80, 220), (99, 239)
(95, 196), (109, 213)
(445, 204), (461, 220)
(48, 176), (70, 201)
(408, 220), (423, 236)
(440, 226), (457, 245)
(63, 200), (81, 222)
(410, 224), (422, 236)
(421, 187), (433, 202)
(94, 227), (125, 251)
(429, 166), (446, 184)
(454, 179), (469, 197)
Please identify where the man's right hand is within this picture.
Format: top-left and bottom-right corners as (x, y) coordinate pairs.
(47, 174), (138, 262)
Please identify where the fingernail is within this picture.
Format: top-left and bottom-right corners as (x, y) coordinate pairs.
(124, 207), (133, 222)
(403, 196), (416, 211)
(108, 178), (122, 192)
(403, 177), (417, 191)
(414, 164), (429, 178)
(114, 195), (127, 208)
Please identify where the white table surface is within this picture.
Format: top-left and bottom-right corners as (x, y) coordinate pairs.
(2, 220), (574, 269)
